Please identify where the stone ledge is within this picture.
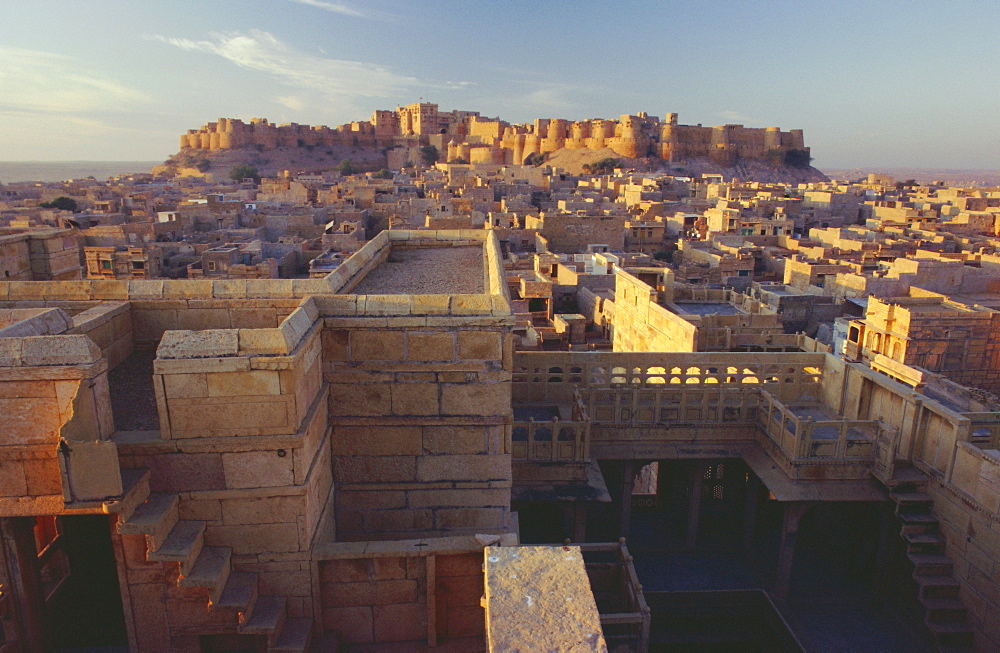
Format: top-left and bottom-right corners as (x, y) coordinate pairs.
(484, 546), (606, 652)
(313, 533), (513, 560)
(158, 329), (239, 359)
(0, 334), (102, 367)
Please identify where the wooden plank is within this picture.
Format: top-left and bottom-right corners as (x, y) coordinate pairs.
(426, 554), (437, 647)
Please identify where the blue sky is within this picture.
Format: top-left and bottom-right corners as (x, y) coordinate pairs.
(1, 0), (997, 168)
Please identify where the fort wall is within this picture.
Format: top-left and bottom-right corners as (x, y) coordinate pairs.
(178, 105), (810, 168)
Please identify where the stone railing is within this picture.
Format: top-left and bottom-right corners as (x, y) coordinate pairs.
(512, 389), (590, 462)
(511, 418), (590, 462)
(513, 355), (886, 467)
(964, 413), (1000, 448)
(514, 351), (827, 405)
(579, 540), (650, 653)
(757, 390), (877, 461)
(582, 385), (761, 425)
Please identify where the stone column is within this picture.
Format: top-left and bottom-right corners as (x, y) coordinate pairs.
(619, 461), (636, 539)
(742, 474), (763, 550)
(774, 502), (812, 597)
(872, 502), (896, 591)
(573, 502), (588, 543)
(685, 462), (707, 550)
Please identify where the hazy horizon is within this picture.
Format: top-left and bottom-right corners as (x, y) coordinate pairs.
(2, 160), (999, 187)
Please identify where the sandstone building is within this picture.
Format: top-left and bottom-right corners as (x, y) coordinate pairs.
(0, 227), (999, 651)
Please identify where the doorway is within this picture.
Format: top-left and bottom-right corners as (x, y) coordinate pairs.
(5, 515), (128, 652)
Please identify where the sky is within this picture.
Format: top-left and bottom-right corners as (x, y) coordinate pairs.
(1, 0), (998, 169)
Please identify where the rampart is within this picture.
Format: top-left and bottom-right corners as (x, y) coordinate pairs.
(179, 104), (810, 167)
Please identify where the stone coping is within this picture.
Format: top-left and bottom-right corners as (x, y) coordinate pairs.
(484, 546), (607, 652)
(312, 532), (517, 560)
(69, 301), (130, 331)
(960, 439), (1000, 463)
(0, 230), (503, 304)
(0, 307), (72, 337)
(0, 334), (102, 367)
(154, 297), (320, 361)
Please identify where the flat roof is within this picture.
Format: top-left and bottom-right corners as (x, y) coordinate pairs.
(672, 302), (744, 316)
(901, 302), (968, 314)
(350, 245), (484, 295)
(949, 293), (1000, 310)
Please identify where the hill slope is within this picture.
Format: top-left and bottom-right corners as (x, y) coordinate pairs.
(158, 145), (388, 179)
(543, 147), (827, 182)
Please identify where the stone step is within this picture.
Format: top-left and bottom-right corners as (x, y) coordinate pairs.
(886, 468), (929, 491)
(908, 552), (954, 576)
(898, 510), (939, 534)
(240, 596), (287, 648)
(903, 531), (946, 553)
(891, 491), (933, 506)
(179, 546), (232, 604)
(921, 597), (968, 623)
(896, 506), (937, 521)
(147, 520), (205, 576)
(913, 574), (961, 600)
(312, 634), (340, 652)
(116, 468), (151, 522)
(271, 618), (313, 653)
(119, 493), (179, 550)
(214, 571), (259, 625)
(927, 620), (975, 648)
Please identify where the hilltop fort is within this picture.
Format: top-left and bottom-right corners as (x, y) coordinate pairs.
(173, 102), (817, 178)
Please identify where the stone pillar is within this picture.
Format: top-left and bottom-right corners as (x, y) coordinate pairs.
(774, 502), (812, 597)
(619, 460), (636, 539)
(573, 502), (588, 543)
(685, 462), (707, 550)
(742, 474), (763, 550)
(873, 502), (896, 590)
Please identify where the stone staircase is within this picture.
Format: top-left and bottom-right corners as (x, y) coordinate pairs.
(117, 469), (313, 652)
(885, 464), (974, 651)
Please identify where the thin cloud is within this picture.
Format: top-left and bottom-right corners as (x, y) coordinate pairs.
(287, 0), (364, 18)
(718, 110), (761, 125)
(276, 95), (306, 112)
(151, 30), (419, 98)
(0, 46), (150, 113)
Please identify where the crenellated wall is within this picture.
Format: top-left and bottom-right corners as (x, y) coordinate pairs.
(179, 107), (810, 168)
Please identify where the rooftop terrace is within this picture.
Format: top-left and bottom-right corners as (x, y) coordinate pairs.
(350, 245), (483, 295)
(672, 302), (744, 316)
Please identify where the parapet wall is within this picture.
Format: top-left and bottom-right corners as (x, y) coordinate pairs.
(0, 332), (121, 511)
(316, 230), (516, 541)
(613, 269), (698, 352)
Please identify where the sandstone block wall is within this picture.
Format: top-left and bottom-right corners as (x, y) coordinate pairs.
(613, 269), (697, 353)
(0, 234), (34, 281)
(324, 322), (512, 541)
(538, 214), (626, 253)
(316, 230), (515, 541)
(0, 333), (119, 509)
(319, 549), (484, 645)
(927, 446), (1000, 650)
(113, 299), (334, 628)
(0, 230), (520, 647)
(68, 301), (133, 369)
